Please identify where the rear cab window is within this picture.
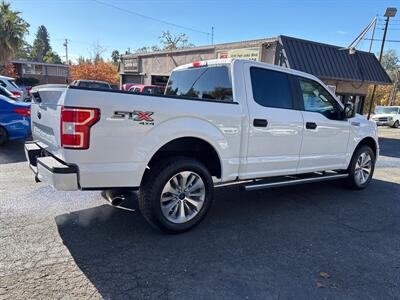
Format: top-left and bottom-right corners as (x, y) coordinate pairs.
(165, 65), (233, 102)
(250, 67), (294, 109)
(78, 82), (110, 89)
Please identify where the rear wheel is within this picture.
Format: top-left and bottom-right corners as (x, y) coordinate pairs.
(139, 157), (214, 233)
(345, 145), (375, 189)
(0, 127), (8, 146)
(392, 120), (399, 128)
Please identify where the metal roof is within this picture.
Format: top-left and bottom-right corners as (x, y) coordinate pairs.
(279, 35), (392, 85)
(11, 60), (68, 68)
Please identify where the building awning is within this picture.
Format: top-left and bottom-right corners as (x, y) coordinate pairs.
(278, 35), (392, 85)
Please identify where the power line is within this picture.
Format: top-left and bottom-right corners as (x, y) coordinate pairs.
(91, 0), (210, 37)
(364, 38), (400, 43)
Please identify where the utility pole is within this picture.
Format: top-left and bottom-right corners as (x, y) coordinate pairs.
(63, 39), (69, 65)
(389, 69), (399, 106)
(211, 26), (214, 45)
(367, 8), (397, 119)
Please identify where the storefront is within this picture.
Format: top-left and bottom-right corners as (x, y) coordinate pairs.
(119, 35), (391, 113)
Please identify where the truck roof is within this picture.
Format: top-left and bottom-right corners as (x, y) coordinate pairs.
(172, 58), (325, 82)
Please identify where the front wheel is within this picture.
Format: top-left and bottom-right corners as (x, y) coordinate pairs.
(0, 127), (8, 146)
(345, 145), (376, 189)
(392, 120), (399, 128)
(139, 157), (214, 233)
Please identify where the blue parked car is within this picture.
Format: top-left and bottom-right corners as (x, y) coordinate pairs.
(0, 95), (31, 145)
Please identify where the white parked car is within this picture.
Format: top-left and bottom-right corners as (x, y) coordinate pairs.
(0, 75), (23, 100)
(25, 59), (379, 233)
(372, 106), (400, 128)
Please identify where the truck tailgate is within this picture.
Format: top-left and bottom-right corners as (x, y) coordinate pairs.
(30, 85), (67, 159)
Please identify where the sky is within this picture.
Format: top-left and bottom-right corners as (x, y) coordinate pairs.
(8, 0), (400, 62)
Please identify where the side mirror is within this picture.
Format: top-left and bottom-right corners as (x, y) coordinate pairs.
(344, 102), (355, 119)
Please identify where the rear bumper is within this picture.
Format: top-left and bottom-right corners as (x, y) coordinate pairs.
(24, 141), (79, 191)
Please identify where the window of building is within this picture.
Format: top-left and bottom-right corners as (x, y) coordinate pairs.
(250, 67), (293, 109)
(165, 66), (233, 102)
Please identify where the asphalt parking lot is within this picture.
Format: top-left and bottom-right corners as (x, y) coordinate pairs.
(0, 128), (399, 299)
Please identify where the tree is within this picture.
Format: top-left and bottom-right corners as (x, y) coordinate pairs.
(380, 49), (399, 80)
(111, 50), (120, 65)
(15, 41), (33, 60)
(159, 31), (194, 50)
(89, 40), (106, 63)
(43, 49), (62, 64)
(69, 61), (119, 85)
(134, 31), (194, 54)
(0, 1), (29, 73)
(136, 45), (161, 53)
(32, 25), (51, 62)
(365, 49), (400, 112)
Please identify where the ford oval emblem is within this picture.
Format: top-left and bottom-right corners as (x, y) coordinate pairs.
(37, 111), (42, 119)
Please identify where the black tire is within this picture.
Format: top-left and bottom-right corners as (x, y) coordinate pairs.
(392, 120), (399, 128)
(345, 145), (375, 190)
(139, 157), (214, 233)
(0, 127), (8, 146)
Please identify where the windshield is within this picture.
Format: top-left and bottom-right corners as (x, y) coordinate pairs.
(376, 107), (399, 114)
(165, 66), (233, 102)
(78, 82), (110, 89)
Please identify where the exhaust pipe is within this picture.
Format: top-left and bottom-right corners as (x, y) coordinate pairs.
(101, 190), (126, 206)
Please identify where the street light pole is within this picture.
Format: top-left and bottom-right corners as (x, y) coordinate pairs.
(367, 8), (397, 119)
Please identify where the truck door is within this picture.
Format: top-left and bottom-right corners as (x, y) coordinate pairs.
(242, 64), (304, 179)
(295, 76), (350, 172)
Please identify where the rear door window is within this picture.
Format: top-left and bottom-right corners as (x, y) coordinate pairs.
(165, 66), (233, 102)
(250, 67), (294, 109)
(8, 80), (19, 89)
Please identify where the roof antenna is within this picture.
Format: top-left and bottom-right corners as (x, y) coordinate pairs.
(342, 17), (377, 54)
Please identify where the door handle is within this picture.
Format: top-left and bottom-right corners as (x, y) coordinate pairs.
(253, 119), (268, 127)
(306, 122), (317, 130)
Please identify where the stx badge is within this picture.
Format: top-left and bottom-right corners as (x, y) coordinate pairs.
(113, 110), (154, 125)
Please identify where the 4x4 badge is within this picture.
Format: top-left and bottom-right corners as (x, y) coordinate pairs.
(133, 111), (153, 122)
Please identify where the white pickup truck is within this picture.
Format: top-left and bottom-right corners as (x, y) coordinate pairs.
(372, 106), (400, 128)
(25, 59), (379, 233)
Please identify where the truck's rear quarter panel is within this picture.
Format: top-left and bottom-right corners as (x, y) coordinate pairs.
(34, 87), (243, 189)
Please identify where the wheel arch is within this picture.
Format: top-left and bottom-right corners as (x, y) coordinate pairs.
(0, 125), (9, 144)
(355, 136), (378, 158)
(143, 137), (223, 184)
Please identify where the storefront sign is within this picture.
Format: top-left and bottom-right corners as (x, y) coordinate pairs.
(217, 48), (260, 61)
(124, 58), (139, 72)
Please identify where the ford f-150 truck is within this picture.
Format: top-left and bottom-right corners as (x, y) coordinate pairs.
(25, 59), (379, 233)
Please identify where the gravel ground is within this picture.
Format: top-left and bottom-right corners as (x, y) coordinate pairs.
(0, 128), (399, 300)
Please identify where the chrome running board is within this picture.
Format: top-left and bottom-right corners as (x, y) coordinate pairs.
(242, 172), (348, 191)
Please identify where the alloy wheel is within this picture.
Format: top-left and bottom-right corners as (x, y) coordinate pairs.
(160, 171), (206, 224)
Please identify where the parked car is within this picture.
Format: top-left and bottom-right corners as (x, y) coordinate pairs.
(0, 75), (23, 100)
(25, 58), (378, 233)
(129, 84), (165, 95)
(0, 95), (31, 145)
(70, 80), (112, 90)
(121, 83), (138, 91)
(0, 85), (18, 100)
(372, 106), (400, 128)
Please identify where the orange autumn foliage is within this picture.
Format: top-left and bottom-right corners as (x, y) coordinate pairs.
(69, 62), (119, 85)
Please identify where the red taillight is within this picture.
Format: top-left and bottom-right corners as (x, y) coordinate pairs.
(60, 106), (100, 150)
(12, 91), (21, 97)
(14, 108), (30, 117)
